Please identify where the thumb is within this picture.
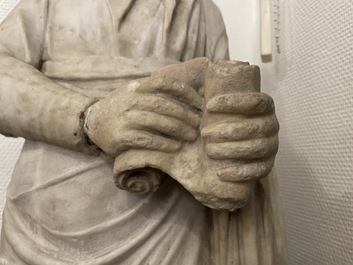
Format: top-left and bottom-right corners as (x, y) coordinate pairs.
(152, 57), (210, 91)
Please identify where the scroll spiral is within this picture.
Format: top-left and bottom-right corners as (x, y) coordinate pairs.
(114, 168), (166, 195)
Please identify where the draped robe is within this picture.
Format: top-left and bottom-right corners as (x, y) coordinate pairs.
(0, 0), (286, 264)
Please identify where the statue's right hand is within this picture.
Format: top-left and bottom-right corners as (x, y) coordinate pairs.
(84, 76), (202, 157)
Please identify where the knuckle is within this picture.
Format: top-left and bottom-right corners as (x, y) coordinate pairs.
(254, 93), (273, 112)
(100, 138), (117, 156)
(255, 163), (274, 178)
(253, 138), (277, 158)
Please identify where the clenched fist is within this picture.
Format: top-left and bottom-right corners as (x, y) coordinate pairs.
(84, 75), (203, 157)
(202, 91), (279, 182)
(190, 60), (279, 210)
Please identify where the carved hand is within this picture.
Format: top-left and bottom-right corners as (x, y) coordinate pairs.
(182, 61), (279, 211)
(112, 59), (279, 211)
(84, 76), (202, 157)
(202, 91), (279, 184)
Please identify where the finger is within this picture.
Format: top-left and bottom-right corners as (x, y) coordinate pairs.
(152, 57), (210, 90)
(206, 135), (278, 160)
(133, 95), (201, 128)
(207, 92), (274, 115)
(201, 115), (279, 142)
(137, 76), (203, 110)
(104, 131), (181, 156)
(126, 110), (198, 142)
(217, 158), (275, 183)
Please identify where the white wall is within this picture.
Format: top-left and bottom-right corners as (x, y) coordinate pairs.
(1, 1), (353, 265)
(267, 1), (353, 264)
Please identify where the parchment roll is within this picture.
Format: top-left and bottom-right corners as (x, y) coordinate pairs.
(114, 167), (166, 195)
(113, 59), (262, 211)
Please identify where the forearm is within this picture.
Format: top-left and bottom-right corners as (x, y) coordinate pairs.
(0, 48), (98, 154)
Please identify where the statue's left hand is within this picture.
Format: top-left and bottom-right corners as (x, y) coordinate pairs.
(201, 91), (279, 183)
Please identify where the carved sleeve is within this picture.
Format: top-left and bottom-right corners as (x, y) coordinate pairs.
(202, 0), (230, 61)
(0, 0), (98, 154)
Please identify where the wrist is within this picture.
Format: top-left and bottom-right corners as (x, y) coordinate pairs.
(81, 99), (100, 154)
(37, 92), (101, 155)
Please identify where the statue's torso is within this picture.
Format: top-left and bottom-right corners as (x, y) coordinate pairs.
(0, 1), (217, 264)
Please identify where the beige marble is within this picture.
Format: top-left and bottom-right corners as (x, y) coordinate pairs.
(0, 0), (285, 264)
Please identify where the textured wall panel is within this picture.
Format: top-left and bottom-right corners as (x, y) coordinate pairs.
(270, 0), (353, 264)
(0, 136), (23, 214)
(0, 0), (18, 21)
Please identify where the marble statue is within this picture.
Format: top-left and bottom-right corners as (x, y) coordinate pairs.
(0, 0), (286, 264)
